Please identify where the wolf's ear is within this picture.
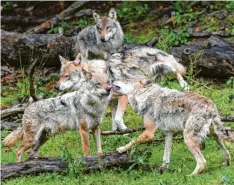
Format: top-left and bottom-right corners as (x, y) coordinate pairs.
(59, 55), (67, 65)
(108, 8), (117, 19)
(74, 53), (83, 66)
(93, 12), (100, 22)
(82, 69), (92, 79)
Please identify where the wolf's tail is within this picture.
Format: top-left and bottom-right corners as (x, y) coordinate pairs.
(3, 126), (24, 148)
(150, 54), (186, 77)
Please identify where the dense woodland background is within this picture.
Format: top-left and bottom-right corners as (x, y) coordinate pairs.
(1, 1), (234, 185)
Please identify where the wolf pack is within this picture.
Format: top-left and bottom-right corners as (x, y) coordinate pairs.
(4, 8), (233, 175)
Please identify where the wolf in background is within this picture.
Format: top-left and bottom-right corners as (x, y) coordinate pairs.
(3, 59), (112, 162)
(75, 8), (124, 59)
(111, 79), (233, 175)
(55, 49), (188, 131)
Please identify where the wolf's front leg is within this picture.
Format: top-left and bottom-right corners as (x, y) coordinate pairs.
(109, 99), (118, 131)
(115, 95), (128, 130)
(92, 125), (102, 156)
(162, 132), (173, 168)
(117, 119), (157, 153)
(79, 121), (91, 156)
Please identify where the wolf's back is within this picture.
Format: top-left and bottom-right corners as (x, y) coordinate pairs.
(3, 126), (23, 147)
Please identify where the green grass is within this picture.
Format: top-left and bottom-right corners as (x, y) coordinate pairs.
(1, 79), (234, 184)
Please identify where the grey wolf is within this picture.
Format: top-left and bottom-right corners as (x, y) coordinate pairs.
(56, 49), (188, 131)
(111, 79), (233, 175)
(75, 8), (124, 59)
(3, 61), (112, 162)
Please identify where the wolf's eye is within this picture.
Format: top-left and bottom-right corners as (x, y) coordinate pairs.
(106, 26), (111, 31)
(97, 27), (101, 32)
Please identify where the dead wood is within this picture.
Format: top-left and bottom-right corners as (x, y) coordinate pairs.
(1, 152), (133, 180)
(1, 15), (49, 25)
(191, 31), (234, 38)
(169, 36), (234, 78)
(101, 126), (145, 135)
(1, 30), (76, 67)
(1, 104), (27, 120)
(26, 1), (89, 34)
(1, 121), (21, 131)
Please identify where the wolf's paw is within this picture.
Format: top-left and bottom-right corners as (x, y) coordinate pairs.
(97, 151), (103, 157)
(116, 146), (127, 153)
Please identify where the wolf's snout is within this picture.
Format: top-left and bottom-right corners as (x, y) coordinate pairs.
(100, 37), (106, 42)
(106, 85), (112, 92)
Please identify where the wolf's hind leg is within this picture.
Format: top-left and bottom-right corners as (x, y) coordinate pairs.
(216, 136), (231, 166)
(29, 130), (49, 159)
(16, 125), (35, 162)
(116, 118), (157, 153)
(162, 132), (173, 168)
(115, 95), (128, 131)
(184, 134), (206, 175)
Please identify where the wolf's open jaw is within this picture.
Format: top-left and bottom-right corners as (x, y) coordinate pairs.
(112, 85), (120, 91)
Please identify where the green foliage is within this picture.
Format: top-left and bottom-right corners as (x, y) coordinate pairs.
(225, 77), (234, 89)
(156, 28), (189, 51)
(48, 22), (70, 34)
(225, 1), (234, 9)
(3, 1), (13, 10)
(116, 2), (149, 22)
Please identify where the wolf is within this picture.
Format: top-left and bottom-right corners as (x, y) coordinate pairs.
(3, 64), (112, 162)
(75, 8), (124, 59)
(56, 49), (188, 131)
(111, 79), (233, 175)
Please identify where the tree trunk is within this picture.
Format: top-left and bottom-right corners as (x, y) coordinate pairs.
(1, 30), (76, 67)
(169, 36), (234, 78)
(1, 152), (133, 180)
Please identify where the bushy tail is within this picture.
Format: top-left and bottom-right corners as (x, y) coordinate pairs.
(3, 127), (23, 148)
(150, 54), (186, 76)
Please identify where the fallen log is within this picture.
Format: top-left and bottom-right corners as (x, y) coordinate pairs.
(1, 104), (27, 120)
(26, 1), (88, 34)
(1, 30), (76, 67)
(1, 152), (135, 180)
(101, 126), (144, 135)
(191, 31), (234, 38)
(1, 121), (21, 131)
(169, 36), (234, 78)
(1, 15), (49, 25)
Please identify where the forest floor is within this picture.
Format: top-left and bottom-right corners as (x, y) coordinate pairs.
(1, 1), (234, 185)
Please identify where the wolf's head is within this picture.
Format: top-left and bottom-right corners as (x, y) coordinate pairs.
(93, 8), (123, 42)
(87, 73), (112, 97)
(112, 79), (152, 95)
(56, 54), (85, 92)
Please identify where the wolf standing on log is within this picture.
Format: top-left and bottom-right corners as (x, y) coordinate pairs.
(3, 56), (112, 162)
(75, 8), (124, 59)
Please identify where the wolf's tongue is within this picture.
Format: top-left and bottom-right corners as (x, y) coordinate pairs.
(112, 85), (120, 91)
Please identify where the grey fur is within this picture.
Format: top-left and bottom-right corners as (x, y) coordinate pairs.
(112, 80), (232, 175)
(108, 46), (188, 91)
(75, 8), (124, 59)
(5, 72), (112, 160)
